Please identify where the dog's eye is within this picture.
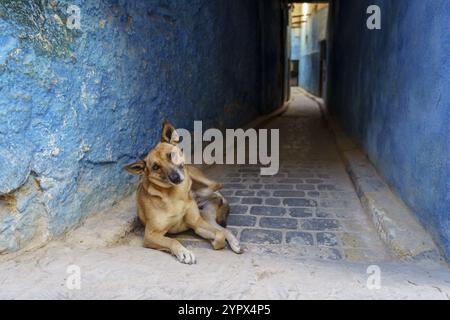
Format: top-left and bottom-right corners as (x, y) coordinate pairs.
(152, 164), (160, 171)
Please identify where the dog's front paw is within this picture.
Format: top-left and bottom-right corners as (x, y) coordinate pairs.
(227, 236), (244, 254)
(174, 247), (196, 264)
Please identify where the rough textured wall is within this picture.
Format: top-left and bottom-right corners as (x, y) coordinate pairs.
(327, 0), (450, 261)
(291, 7), (328, 95)
(0, 0), (284, 252)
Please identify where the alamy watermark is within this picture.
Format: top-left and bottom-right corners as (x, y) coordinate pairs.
(66, 4), (81, 30)
(66, 264), (81, 290)
(367, 5), (381, 30)
(366, 265), (381, 290)
(174, 121), (279, 176)
(64, 4), (381, 32)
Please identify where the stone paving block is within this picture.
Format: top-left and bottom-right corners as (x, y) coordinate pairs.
(229, 205), (249, 215)
(241, 197), (263, 205)
(316, 232), (339, 247)
(264, 184), (294, 190)
(301, 218), (340, 231)
(227, 215), (257, 227)
(265, 172), (287, 178)
(256, 190), (271, 197)
(235, 190), (255, 197)
(305, 179), (324, 184)
(318, 184), (338, 191)
(223, 183), (248, 190)
(249, 184), (263, 190)
(250, 206), (286, 216)
(221, 190), (234, 196)
(227, 197), (241, 204)
(307, 191), (320, 198)
(286, 231), (314, 246)
(277, 179), (303, 184)
(283, 198), (317, 207)
(288, 207), (314, 218)
(259, 217), (298, 229)
(315, 210), (336, 218)
(265, 198), (281, 206)
(296, 184), (316, 191)
(240, 229), (282, 244)
(273, 190), (306, 197)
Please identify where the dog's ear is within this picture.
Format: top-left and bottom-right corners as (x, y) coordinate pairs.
(124, 160), (146, 175)
(161, 120), (181, 145)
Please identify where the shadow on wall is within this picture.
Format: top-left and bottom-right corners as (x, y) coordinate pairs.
(0, 0), (285, 252)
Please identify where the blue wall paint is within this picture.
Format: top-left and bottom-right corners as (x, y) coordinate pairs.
(290, 28), (300, 61)
(0, 0), (285, 252)
(327, 0), (450, 261)
(291, 7), (328, 95)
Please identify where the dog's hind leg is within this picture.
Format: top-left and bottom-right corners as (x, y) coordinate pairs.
(143, 227), (196, 264)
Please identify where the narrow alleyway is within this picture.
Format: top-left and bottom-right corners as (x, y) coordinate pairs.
(149, 88), (391, 262)
(0, 90), (449, 299)
(218, 88), (390, 262)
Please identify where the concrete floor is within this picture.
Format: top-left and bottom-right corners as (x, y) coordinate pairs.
(0, 89), (449, 299)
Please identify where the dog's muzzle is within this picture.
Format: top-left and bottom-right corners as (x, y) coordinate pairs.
(168, 171), (182, 184)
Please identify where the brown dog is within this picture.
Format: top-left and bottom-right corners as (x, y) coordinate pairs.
(125, 121), (240, 264)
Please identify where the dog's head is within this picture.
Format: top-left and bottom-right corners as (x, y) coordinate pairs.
(125, 121), (186, 188)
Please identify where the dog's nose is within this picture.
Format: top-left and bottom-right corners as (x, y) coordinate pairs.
(168, 171), (182, 184)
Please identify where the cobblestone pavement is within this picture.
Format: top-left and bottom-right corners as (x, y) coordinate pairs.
(165, 88), (390, 262)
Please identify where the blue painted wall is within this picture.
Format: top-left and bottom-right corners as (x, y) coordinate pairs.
(0, 0), (285, 252)
(291, 7), (328, 95)
(327, 0), (450, 261)
(290, 28), (301, 61)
